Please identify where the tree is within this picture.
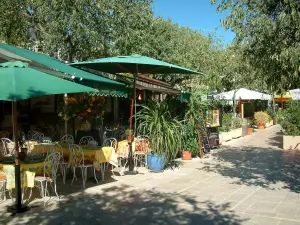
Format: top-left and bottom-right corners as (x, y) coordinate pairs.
(211, 0), (300, 90)
(0, 0), (30, 45)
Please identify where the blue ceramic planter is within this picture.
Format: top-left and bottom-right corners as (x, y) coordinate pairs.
(147, 153), (165, 171)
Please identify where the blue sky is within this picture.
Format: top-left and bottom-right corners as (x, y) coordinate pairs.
(153, 0), (235, 44)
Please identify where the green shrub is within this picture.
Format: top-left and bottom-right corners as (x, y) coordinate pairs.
(279, 100), (300, 136)
(219, 113), (233, 132)
(182, 123), (199, 157)
(232, 117), (243, 129)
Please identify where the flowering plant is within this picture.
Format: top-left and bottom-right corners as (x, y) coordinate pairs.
(58, 94), (106, 128)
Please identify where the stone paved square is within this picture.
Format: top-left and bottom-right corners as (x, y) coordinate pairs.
(1, 125), (300, 224)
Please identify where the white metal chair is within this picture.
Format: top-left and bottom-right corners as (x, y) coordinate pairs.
(32, 132), (44, 142)
(53, 143), (68, 184)
(114, 130), (126, 141)
(79, 136), (95, 145)
(69, 144), (98, 188)
(60, 134), (74, 144)
(102, 138), (117, 171)
(33, 152), (60, 206)
(0, 177), (7, 202)
(27, 130), (39, 140)
(0, 138), (14, 156)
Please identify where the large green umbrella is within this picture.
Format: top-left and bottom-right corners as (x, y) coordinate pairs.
(72, 54), (201, 171)
(0, 61), (97, 213)
(0, 43), (128, 98)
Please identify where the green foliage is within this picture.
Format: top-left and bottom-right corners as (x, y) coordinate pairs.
(211, 0), (300, 90)
(219, 113), (232, 132)
(181, 123), (199, 157)
(279, 100), (300, 136)
(136, 100), (182, 163)
(254, 111), (269, 125)
(232, 117), (242, 129)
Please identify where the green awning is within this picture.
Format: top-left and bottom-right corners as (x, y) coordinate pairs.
(0, 43), (128, 98)
(0, 61), (97, 101)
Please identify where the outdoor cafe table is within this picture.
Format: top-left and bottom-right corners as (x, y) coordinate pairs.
(32, 143), (117, 166)
(0, 160), (45, 189)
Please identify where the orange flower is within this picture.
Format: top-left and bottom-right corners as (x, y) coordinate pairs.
(86, 108), (91, 113)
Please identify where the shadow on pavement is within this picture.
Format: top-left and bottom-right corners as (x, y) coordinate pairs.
(0, 184), (246, 225)
(200, 145), (300, 193)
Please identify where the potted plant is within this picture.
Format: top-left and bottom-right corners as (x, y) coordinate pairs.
(254, 111), (269, 129)
(181, 123), (199, 160)
(231, 117), (243, 138)
(247, 120), (254, 135)
(136, 101), (182, 171)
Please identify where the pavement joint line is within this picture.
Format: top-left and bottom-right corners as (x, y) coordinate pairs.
(214, 184), (246, 207)
(230, 186), (261, 212)
(176, 173), (218, 194)
(250, 214), (300, 223)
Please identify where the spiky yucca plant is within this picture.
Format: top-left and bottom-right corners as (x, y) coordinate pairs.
(136, 101), (182, 163)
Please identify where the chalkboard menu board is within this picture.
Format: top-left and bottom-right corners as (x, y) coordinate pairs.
(203, 136), (210, 153)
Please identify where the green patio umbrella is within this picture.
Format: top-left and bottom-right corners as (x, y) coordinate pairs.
(0, 61), (97, 213)
(72, 54), (201, 171)
(0, 43), (129, 98)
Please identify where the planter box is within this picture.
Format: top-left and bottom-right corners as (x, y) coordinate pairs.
(219, 131), (232, 143)
(232, 128), (242, 139)
(283, 136), (300, 150)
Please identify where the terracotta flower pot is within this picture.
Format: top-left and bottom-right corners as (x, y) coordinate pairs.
(258, 124), (265, 129)
(182, 151), (192, 160)
(247, 128), (253, 135)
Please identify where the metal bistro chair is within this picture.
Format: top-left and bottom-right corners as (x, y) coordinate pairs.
(42, 137), (52, 143)
(60, 134), (74, 144)
(33, 152), (60, 206)
(69, 144), (98, 188)
(27, 130), (39, 140)
(134, 137), (150, 171)
(102, 138), (117, 171)
(53, 143), (69, 184)
(0, 174), (7, 202)
(79, 136), (95, 146)
(0, 138), (14, 156)
(32, 132), (44, 142)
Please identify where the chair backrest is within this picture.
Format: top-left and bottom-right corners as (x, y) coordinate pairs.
(61, 134), (74, 144)
(135, 137), (150, 153)
(69, 144), (84, 167)
(79, 136), (94, 145)
(32, 132), (44, 142)
(103, 138), (117, 150)
(137, 135), (149, 140)
(27, 130), (39, 140)
(53, 142), (66, 163)
(114, 130), (126, 141)
(44, 152), (60, 180)
(0, 138), (14, 155)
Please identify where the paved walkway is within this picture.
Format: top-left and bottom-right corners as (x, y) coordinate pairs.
(2, 125), (300, 225)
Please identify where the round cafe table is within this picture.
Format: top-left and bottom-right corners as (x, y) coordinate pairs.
(0, 161), (45, 189)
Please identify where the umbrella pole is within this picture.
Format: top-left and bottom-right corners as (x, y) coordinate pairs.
(128, 74), (136, 172)
(7, 101), (29, 214)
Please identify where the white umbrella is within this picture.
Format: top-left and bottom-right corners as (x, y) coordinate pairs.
(213, 88), (271, 101)
(290, 89), (300, 100)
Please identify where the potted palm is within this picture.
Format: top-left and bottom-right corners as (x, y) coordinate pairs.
(254, 111), (269, 129)
(247, 120), (254, 135)
(181, 123), (199, 160)
(136, 101), (181, 171)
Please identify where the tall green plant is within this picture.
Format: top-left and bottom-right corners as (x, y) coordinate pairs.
(182, 122), (199, 157)
(136, 101), (182, 163)
(279, 100), (300, 136)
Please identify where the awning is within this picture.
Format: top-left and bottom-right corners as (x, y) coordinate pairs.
(0, 43), (128, 98)
(178, 92), (192, 103)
